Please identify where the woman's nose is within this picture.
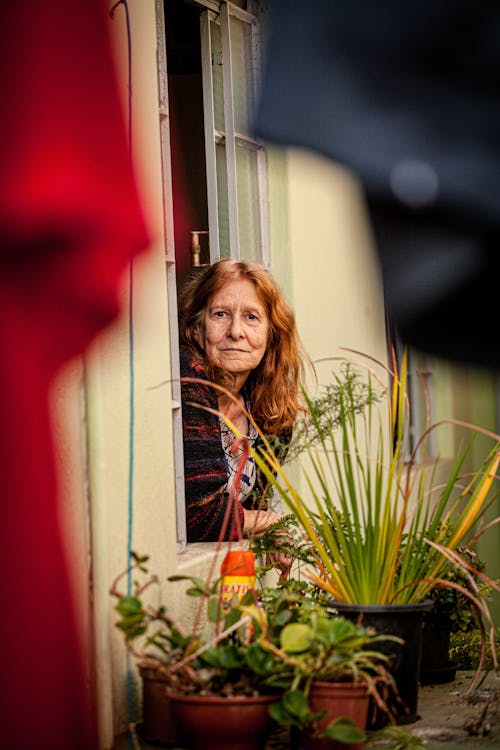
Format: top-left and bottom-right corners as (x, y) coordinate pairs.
(228, 316), (243, 338)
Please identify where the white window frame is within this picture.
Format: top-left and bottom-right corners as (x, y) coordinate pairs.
(394, 336), (435, 462)
(407, 349), (435, 460)
(156, 0), (187, 546)
(200, 1), (270, 264)
(155, 0), (270, 547)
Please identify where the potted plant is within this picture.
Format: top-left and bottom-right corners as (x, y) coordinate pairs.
(420, 546), (499, 685)
(245, 351), (500, 723)
(110, 552), (287, 750)
(253, 584), (400, 750)
(450, 625), (500, 673)
(111, 553), (401, 749)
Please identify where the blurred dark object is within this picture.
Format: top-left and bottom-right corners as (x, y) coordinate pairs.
(255, 0), (500, 366)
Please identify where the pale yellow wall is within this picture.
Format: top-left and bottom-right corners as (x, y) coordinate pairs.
(50, 358), (93, 711)
(450, 364), (500, 623)
(420, 357), (499, 622)
(265, 146), (390, 519)
(84, 2), (177, 746)
(48, 2), (176, 745)
(86, 71), (389, 750)
(266, 146), (292, 299)
(48, 3), (500, 748)
(66, 4), (498, 748)
(468, 371), (500, 625)
(284, 149), (388, 383)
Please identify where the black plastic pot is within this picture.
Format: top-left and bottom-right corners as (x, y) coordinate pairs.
(419, 604), (457, 685)
(328, 600), (432, 726)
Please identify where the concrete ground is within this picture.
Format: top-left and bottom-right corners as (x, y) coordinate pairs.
(405, 671), (499, 750)
(113, 671), (499, 749)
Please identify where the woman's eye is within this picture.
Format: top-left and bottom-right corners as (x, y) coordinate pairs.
(247, 313), (258, 321)
(213, 310), (226, 318)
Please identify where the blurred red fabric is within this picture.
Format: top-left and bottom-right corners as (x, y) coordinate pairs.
(0, 1), (149, 747)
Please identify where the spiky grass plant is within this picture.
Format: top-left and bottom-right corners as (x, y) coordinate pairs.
(240, 350), (500, 689)
(250, 351), (499, 606)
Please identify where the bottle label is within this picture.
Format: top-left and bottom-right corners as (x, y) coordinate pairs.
(220, 575), (256, 603)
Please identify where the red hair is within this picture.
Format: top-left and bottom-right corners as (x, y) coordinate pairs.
(179, 259), (307, 434)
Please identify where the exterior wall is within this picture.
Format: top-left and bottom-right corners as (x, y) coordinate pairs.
(86, 2), (176, 746)
(50, 358), (93, 720)
(420, 358), (499, 623)
(284, 149), (388, 375)
(267, 147), (389, 500)
(50, 4), (499, 749)
(450, 365), (500, 623)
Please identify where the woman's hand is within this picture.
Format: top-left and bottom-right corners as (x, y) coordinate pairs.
(242, 508), (281, 536)
(267, 550), (294, 579)
(243, 509), (295, 578)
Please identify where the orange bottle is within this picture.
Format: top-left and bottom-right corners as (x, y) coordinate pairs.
(220, 549), (255, 604)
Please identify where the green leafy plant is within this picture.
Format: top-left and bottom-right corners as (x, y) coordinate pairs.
(111, 557), (400, 745)
(250, 514), (315, 567)
(269, 361), (381, 464)
(110, 552), (288, 697)
(255, 591), (400, 742)
(426, 545), (498, 633)
(249, 513), (325, 595)
(450, 627), (500, 671)
(368, 725), (425, 750)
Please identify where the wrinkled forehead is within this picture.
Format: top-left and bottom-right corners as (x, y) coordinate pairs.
(208, 277), (267, 311)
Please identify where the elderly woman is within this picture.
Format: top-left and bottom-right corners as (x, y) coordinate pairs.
(179, 258), (305, 544)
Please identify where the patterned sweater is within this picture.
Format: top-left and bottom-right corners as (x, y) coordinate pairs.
(180, 346), (290, 542)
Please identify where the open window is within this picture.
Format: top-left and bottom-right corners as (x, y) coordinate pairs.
(156, 0), (270, 545)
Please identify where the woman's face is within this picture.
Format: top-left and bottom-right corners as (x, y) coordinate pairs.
(198, 278), (269, 388)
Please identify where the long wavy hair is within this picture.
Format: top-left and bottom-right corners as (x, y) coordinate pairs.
(179, 259), (307, 435)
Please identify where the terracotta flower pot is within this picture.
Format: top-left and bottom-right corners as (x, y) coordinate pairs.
(169, 693), (278, 750)
(139, 665), (182, 746)
(300, 681), (369, 750)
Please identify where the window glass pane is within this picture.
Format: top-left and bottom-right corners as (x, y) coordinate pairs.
(236, 144), (259, 260)
(230, 17), (254, 134)
(215, 143), (230, 256)
(210, 21), (224, 132)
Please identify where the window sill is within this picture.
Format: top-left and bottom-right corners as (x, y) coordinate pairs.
(177, 540), (246, 570)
